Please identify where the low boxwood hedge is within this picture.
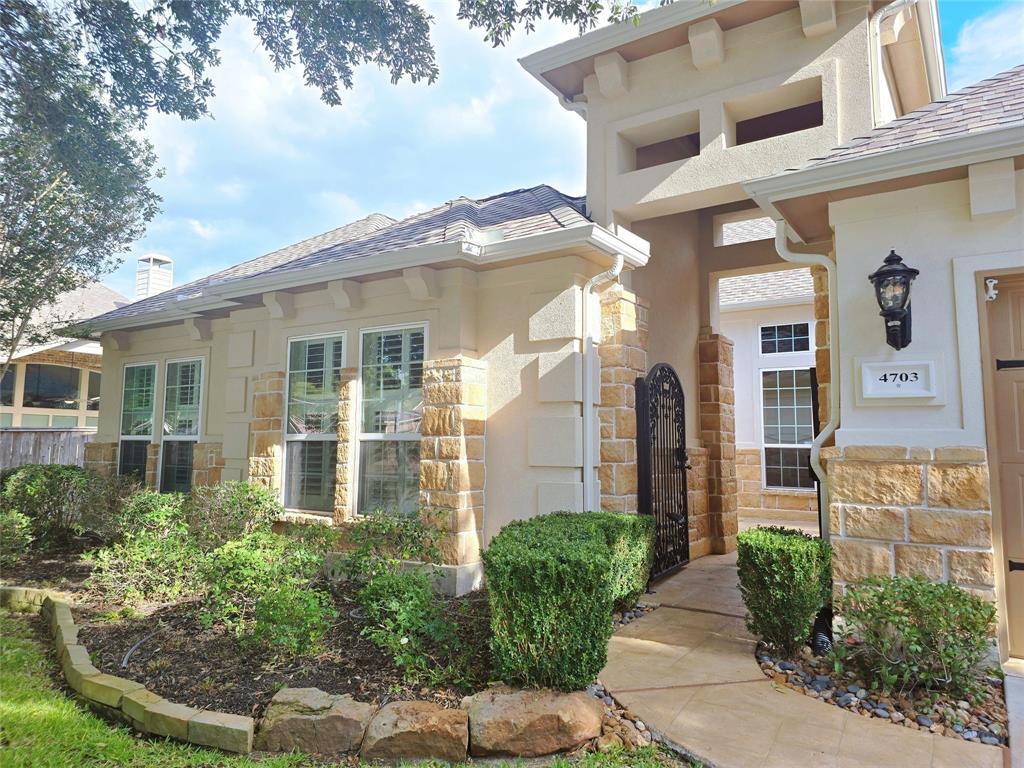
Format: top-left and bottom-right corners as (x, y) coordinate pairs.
(737, 526), (831, 654)
(483, 511), (655, 691)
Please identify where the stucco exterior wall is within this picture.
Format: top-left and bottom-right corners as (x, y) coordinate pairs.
(582, 2), (876, 225)
(93, 256), (613, 567)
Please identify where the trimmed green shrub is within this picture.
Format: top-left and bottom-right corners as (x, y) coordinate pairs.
(69, 474), (140, 542)
(834, 576), (997, 697)
(250, 581), (336, 657)
(201, 529), (324, 635)
(86, 491), (202, 603)
(339, 508), (445, 582)
(484, 514), (617, 690)
(0, 509), (33, 569)
(183, 481), (283, 551)
(736, 526), (832, 654)
(0, 464), (89, 543)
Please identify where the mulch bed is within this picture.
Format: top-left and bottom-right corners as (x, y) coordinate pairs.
(76, 581), (492, 720)
(3, 541), (95, 596)
(758, 644), (1010, 747)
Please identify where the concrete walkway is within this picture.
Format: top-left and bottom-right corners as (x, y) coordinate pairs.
(601, 552), (1004, 768)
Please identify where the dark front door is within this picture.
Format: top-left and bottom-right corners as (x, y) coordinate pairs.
(635, 363), (690, 580)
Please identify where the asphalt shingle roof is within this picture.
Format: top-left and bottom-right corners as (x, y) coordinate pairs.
(90, 185), (587, 326)
(799, 63), (1024, 170)
(718, 268), (814, 308)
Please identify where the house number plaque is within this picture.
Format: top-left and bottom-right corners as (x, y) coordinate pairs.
(860, 360), (937, 399)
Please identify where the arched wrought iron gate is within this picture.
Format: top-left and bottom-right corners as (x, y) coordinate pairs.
(635, 363), (690, 580)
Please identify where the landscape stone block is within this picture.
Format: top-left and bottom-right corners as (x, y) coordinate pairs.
(144, 699), (197, 741)
(188, 710), (254, 754)
(361, 701), (468, 763)
(256, 686), (375, 754)
(121, 688), (165, 724)
(80, 673), (145, 708)
(54, 620), (80, 654)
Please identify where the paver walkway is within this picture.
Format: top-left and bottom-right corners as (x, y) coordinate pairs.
(601, 552), (1004, 768)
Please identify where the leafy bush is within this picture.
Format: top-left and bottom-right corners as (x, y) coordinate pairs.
(201, 530), (324, 635)
(249, 582), (336, 657)
(0, 510), (33, 569)
(834, 576), (997, 697)
(1, 464), (89, 543)
(484, 514), (616, 690)
(183, 481), (283, 551)
(339, 508), (444, 582)
(358, 568), (460, 683)
(736, 526), (832, 654)
(86, 492), (202, 603)
(69, 474), (141, 541)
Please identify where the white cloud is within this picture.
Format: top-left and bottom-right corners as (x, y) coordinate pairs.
(217, 181), (248, 201)
(948, 2), (1024, 90)
(316, 190), (366, 224)
(390, 199), (435, 220)
(424, 90), (506, 138)
(186, 219), (219, 240)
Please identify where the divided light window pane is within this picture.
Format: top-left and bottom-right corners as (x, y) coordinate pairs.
(118, 440), (148, 480)
(287, 335), (345, 435)
(358, 440), (420, 517)
(761, 368), (815, 489)
(361, 328), (424, 434)
(760, 323), (810, 354)
(121, 365), (156, 436)
(284, 441), (337, 512)
(22, 364), (79, 409)
(163, 360), (202, 436)
(160, 441), (194, 493)
(87, 371), (101, 411)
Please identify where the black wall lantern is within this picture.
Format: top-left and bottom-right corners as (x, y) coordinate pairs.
(868, 249), (919, 350)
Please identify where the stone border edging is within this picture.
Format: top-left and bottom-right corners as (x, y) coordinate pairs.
(1, 585), (255, 754)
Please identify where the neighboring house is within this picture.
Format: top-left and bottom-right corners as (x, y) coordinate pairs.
(718, 268), (818, 528)
(77, 0), (968, 601)
(1, 282), (128, 430)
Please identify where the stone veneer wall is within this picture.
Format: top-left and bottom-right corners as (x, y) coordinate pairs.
(332, 368), (359, 524)
(597, 286), (648, 514)
(825, 445), (995, 599)
(144, 444), (160, 489)
(248, 371), (285, 491)
(418, 357), (487, 571)
(698, 330), (738, 554)
(83, 441), (118, 477)
(193, 443), (225, 487)
(13, 349), (102, 370)
(736, 447), (818, 524)
(686, 446), (710, 559)
(811, 263), (832, 431)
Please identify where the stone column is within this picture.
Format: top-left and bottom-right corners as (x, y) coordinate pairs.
(248, 371), (285, 490)
(418, 357), (487, 591)
(826, 445), (995, 600)
(698, 329), (737, 554)
(811, 262), (833, 433)
(333, 368), (359, 524)
(597, 285), (648, 514)
(144, 444), (160, 489)
(192, 443), (225, 487)
(83, 442), (118, 477)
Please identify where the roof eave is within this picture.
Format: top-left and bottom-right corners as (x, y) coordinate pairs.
(744, 125), (1024, 227)
(81, 224), (651, 335)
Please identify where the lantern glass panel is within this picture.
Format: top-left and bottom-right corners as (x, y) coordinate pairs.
(877, 276), (908, 311)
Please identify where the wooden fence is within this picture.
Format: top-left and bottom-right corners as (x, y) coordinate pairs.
(0, 429), (95, 469)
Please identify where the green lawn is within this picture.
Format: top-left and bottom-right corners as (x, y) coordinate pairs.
(0, 610), (689, 768)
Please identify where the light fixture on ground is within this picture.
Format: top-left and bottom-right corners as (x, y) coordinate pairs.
(868, 249), (919, 350)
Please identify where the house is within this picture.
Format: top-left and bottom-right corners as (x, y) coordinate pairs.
(1, 282), (128, 431)
(717, 267), (818, 530)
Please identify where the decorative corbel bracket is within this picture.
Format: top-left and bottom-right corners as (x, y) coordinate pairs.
(403, 266), (441, 301)
(263, 291), (295, 319)
(327, 278), (362, 310)
(184, 318), (212, 341)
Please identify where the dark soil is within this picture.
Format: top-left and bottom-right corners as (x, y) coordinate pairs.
(2, 540), (95, 595)
(77, 580), (492, 720)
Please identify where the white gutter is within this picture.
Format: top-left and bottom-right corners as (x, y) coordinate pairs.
(581, 253), (624, 511)
(773, 223), (838, 543)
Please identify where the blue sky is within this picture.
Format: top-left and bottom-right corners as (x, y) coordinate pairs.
(105, 0), (1024, 298)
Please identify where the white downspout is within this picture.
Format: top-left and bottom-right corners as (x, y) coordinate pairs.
(870, 0), (920, 125)
(582, 254), (625, 511)
(774, 223), (839, 543)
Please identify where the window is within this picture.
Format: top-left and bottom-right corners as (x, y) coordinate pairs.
(358, 326), (424, 516)
(760, 323), (810, 354)
(284, 334), (345, 513)
(22, 364), (79, 409)
(1, 367), (13, 406)
(87, 371), (101, 411)
(762, 368), (816, 489)
(0, 413), (12, 427)
(118, 363), (156, 480)
(161, 359), (203, 493)
(724, 76), (824, 147)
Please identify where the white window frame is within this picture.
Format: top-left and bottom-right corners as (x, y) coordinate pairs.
(355, 321), (428, 517)
(159, 356), (206, 492)
(282, 331), (348, 514)
(757, 321), (813, 356)
(759, 365), (816, 491)
(117, 361), (158, 478)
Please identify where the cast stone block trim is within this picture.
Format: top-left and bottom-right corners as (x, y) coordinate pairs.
(248, 371), (285, 491)
(419, 356), (487, 568)
(698, 330), (738, 554)
(192, 443), (225, 488)
(736, 448), (818, 524)
(83, 441), (118, 477)
(332, 368), (359, 524)
(825, 444), (995, 599)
